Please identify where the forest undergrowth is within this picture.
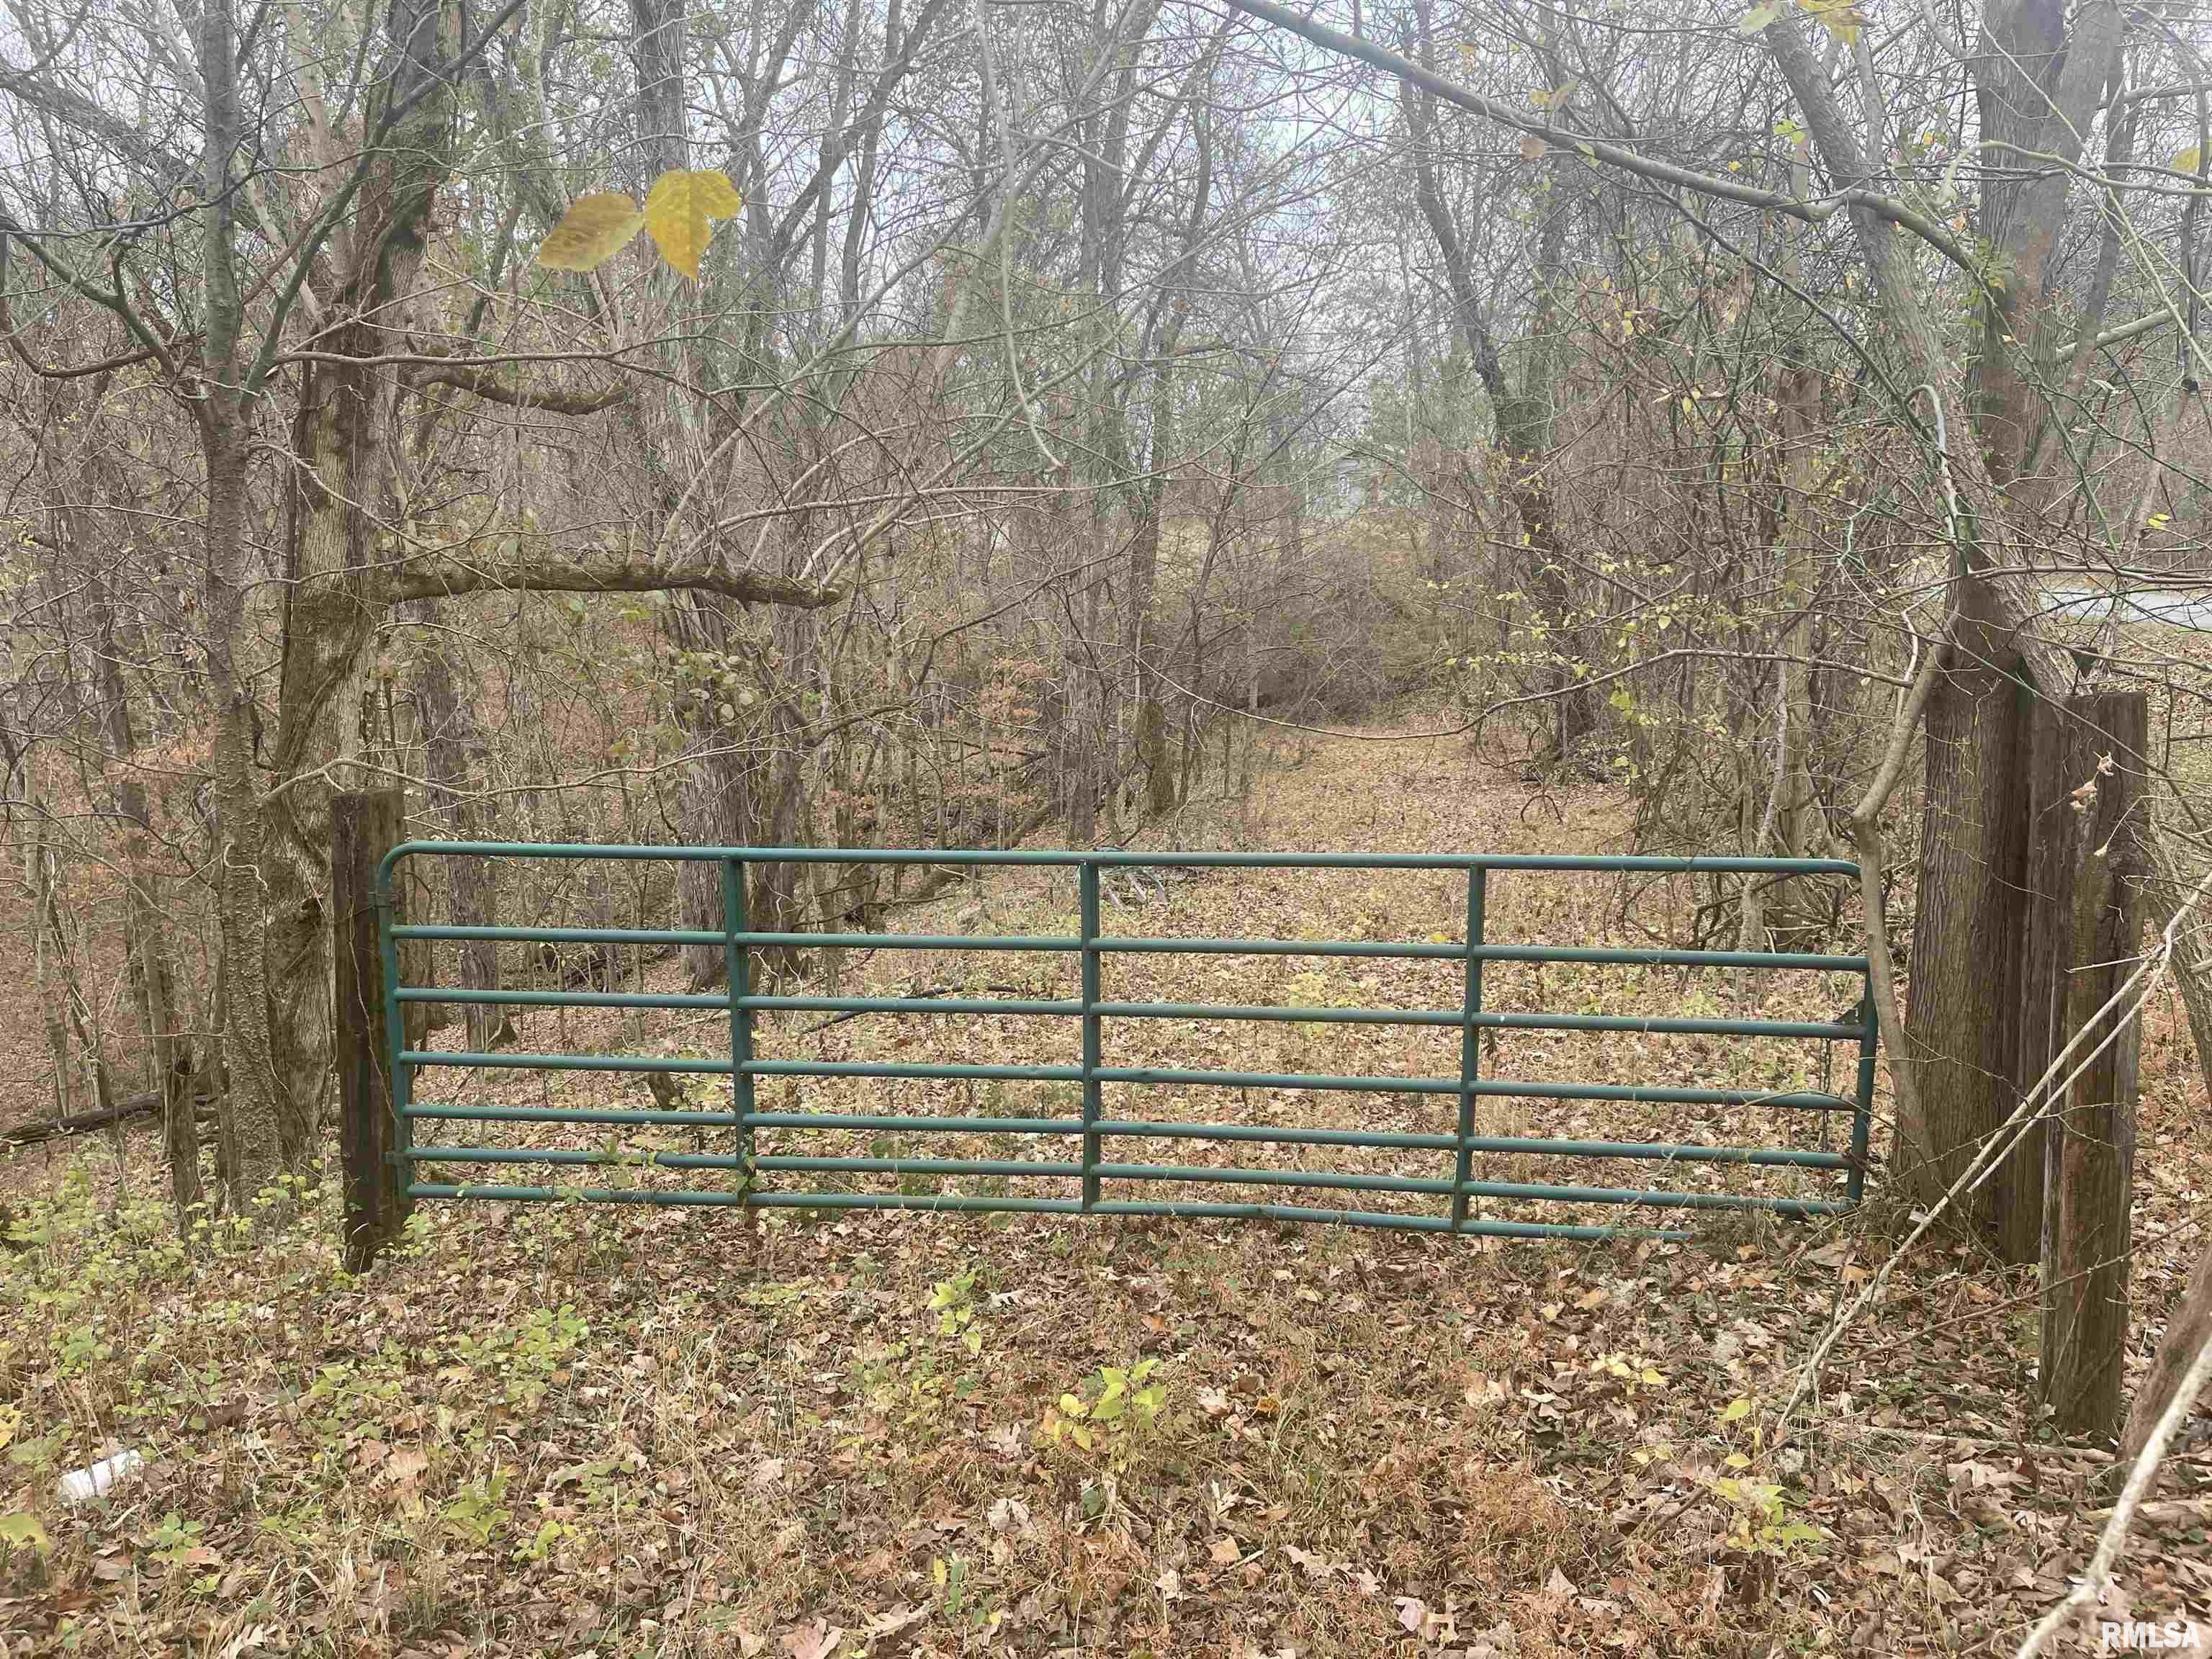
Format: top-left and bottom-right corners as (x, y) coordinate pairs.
(3, 711), (2210, 1657)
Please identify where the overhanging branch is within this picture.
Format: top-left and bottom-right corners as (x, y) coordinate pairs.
(400, 356), (630, 415)
(1224, 0), (1983, 279)
(377, 547), (847, 609)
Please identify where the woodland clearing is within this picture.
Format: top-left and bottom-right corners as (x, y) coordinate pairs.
(3, 712), (2209, 1657)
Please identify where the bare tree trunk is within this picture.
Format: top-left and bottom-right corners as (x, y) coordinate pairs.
(1403, 4), (1591, 764)
(1763, 5), (2078, 1206)
(92, 575), (202, 1221)
(195, 0), (289, 1205)
(206, 417), (287, 1205)
(1739, 338), (1825, 950)
(26, 820), (75, 1123)
(1068, 565), (1103, 848)
(256, 0), (464, 1172)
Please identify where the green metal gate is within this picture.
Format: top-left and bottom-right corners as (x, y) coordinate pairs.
(379, 846), (1876, 1241)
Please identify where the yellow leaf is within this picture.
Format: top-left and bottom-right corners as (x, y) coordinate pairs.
(538, 192), (647, 271)
(643, 168), (744, 279)
(1795, 0), (1863, 46)
(2176, 145), (2203, 175)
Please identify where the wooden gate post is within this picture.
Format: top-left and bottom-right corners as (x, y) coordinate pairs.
(335, 788), (412, 1272)
(2021, 692), (2148, 1437)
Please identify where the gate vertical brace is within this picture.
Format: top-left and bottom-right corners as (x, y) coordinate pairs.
(724, 858), (756, 1202)
(1849, 984), (1876, 1208)
(1452, 866), (1488, 1231)
(1079, 861), (1102, 1212)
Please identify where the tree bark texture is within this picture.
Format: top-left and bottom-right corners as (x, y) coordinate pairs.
(2026, 692), (2147, 1437)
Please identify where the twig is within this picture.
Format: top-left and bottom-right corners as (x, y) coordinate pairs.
(2015, 1317), (2212, 1659)
(801, 985), (1038, 1037)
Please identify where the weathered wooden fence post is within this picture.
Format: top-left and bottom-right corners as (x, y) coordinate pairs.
(335, 788), (412, 1272)
(2021, 691), (2148, 1437)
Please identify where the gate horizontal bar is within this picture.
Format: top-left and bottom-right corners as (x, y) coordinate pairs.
(412, 1146), (750, 1170)
(1094, 936), (1466, 960)
(389, 928), (1865, 974)
(1094, 1163), (1455, 1195)
(1457, 1179), (1846, 1213)
(1091, 1120), (1440, 1149)
(1461, 1136), (1850, 1167)
(403, 1050), (732, 1074)
(750, 1192), (1084, 1214)
(397, 986), (736, 1011)
(1475, 943), (1862, 971)
(405, 1103), (742, 1127)
(1095, 1002), (1860, 1038)
(744, 1110), (1080, 1135)
(1084, 1064), (1853, 1109)
(397, 1109), (1857, 1172)
(394, 924), (727, 947)
(384, 841), (1860, 875)
(1087, 1199), (1689, 1241)
(745, 1059), (1086, 1083)
(408, 1147), (1086, 1180)
(744, 994), (1079, 1017)
(391, 985), (1858, 1040)
(757, 1156), (1083, 1178)
(394, 923), (1084, 952)
(741, 931), (1086, 953)
(402, 1147), (1846, 1209)
(742, 1112), (1461, 1149)
(1475, 1010), (1858, 1038)
(408, 1183), (752, 1206)
(1092, 938), (1863, 971)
